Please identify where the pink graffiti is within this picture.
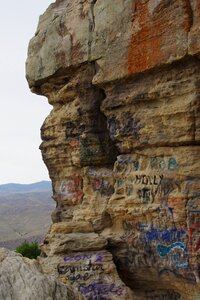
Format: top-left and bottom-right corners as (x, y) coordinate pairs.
(60, 176), (83, 205)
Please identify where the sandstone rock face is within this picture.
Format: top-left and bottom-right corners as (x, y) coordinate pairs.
(0, 248), (78, 300)
(26, 0), (200, 299)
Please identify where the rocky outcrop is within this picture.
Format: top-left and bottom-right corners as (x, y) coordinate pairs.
(0, 248), (78, 300)
(26, 0), (200, 299)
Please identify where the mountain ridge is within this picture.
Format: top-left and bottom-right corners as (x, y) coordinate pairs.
(0, 181), (51, 193)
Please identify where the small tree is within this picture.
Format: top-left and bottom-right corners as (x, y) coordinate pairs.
(16, 241), (41, 259)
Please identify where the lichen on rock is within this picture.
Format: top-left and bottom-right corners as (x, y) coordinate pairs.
(26, 0), (200, 299)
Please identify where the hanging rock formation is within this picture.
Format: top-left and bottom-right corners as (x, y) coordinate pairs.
(26, 0), (200, 299)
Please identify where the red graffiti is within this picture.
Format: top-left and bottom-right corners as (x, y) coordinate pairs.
(92, 179), (102, 191)
(189, 223), (200, 254)
(194, 240), (200, 252)
(60, 176), (83, 205)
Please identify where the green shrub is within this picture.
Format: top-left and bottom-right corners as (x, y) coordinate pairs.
(15, 241), (41, 259)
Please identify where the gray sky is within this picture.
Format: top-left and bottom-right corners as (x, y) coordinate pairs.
(0, 1), (54, 184)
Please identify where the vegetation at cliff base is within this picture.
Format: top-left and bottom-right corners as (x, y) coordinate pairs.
(16, 241), (41, 259)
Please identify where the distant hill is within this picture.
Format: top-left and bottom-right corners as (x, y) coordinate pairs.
(0, 181), (54, 250)
(0, 181), (52, 193)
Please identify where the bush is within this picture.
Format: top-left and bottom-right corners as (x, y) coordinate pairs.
(15, 241), (41, 259)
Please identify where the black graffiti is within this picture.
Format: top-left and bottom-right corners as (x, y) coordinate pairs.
(121, 112), (143, 140)
(58, 260), (104, 275)
(79, 283), (123, 296)
(68, 272), (93, 282)
(107, 116), (119, 137)
(134, 174), (163, 185)
(137, 187), (151, 203)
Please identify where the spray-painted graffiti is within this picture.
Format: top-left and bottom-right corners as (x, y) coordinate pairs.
(115, 155), (178, 174)
(64, 252), (105, 263)
(150, 157), (178, 172)
(59, 176), (83, 205)
(79, 283), (124, 297)
(115, 156), (131, 173)
(156, 242), (188, 268)
(91, 179), (114, 196)
(60, 252), (108, 282)
(107, 116), (119, 138)
(87, 169), (113, 178)
(189, 223), (200, 254)
(133, 159), (139, 171)
(116, 154), (195, 277)
(146, 224), (189, 270)
(121, 220), (189, 271)
(157, 242), (186, 257)
(80, 135), (117, 164)
(58, 260), (105, 282)
(145, 223), (186, 243)
(107, 113), (143, 140)
(134, 174), (163, 185)
(122, 113), (143, 140)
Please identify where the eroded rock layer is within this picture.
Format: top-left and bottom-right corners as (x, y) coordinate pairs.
(26, 0), (200, 299)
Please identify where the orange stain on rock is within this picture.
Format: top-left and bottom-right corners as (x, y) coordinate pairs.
(128, 1), (162, 75)
(127, 0), (193, 76)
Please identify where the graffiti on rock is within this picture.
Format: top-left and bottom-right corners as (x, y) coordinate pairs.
(107, 113), (143, 141)
(58, 260), (105, 282)
(133, 159), (139, 171)
(59, 252), (110, 282)
(121, 220), (189, 271)
(59, 176), (83, 205)
(87, 169), (113, 178)
(64, 252), (106, 263)
(189, 223), (200, 254)
(150, 157), (178, 172)
(157, 242), (186, 257)
(145, 223), (186, 243)
(92, 178), (114, 196)
(79, 283), (124, 297)
(107, 116), (119, 138)
(156, 242), (188, 269)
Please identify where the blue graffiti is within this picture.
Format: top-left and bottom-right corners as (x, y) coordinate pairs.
(157, 242), (186, 257)
(79, 283), (123, 296)
(150, 157), (158, 169)
(95, 255), (103, 262)
(150, 157), (178, 171)
(64, 252), (104, 263)
(168, 157), (178, 171)
(176, 262), (188, 268)
(145, 223), (186, 243)
(133, 160), (139, 171)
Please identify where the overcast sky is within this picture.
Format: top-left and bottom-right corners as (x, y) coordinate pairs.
(0, 1), (54, 184)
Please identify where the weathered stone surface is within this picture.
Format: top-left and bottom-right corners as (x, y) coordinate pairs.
(38, 250), (136, 299)
(0, 248), (78, 300)
(26, 0), (200, 299)
(26, 0), (200, 87)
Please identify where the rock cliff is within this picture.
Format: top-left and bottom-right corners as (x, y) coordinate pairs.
(26, 0), (200, 299)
